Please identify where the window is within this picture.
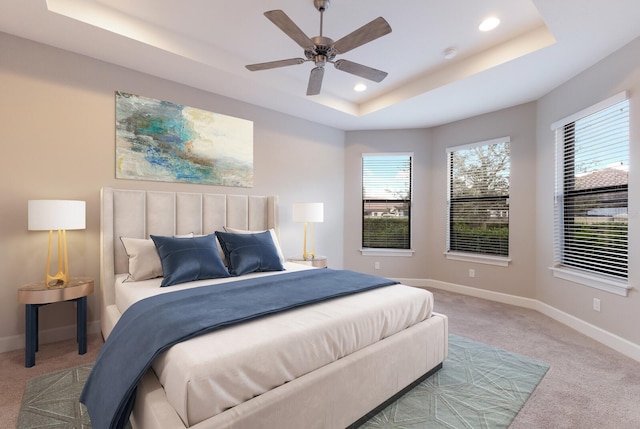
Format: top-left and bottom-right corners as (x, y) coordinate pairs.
(447, 137), (510, 258)
(362, 154), (412, 250)
(553, 93), (629, 285)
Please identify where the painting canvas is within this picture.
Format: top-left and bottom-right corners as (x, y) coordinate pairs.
(115, 91), (253, 187)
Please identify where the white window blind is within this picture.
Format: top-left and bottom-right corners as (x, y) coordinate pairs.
(553, 94), (629, 279)
(447, 137), (510, 257)
(362, 154), (412, 249)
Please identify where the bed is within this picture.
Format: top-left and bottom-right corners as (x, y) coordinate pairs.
(97, 187), (448, 429)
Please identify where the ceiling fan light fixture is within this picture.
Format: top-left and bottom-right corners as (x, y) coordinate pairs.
(479, 16), (500, 32)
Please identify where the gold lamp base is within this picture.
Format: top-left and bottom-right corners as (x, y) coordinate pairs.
(45, 229), (70, 288)
(302, 222), (316, 260)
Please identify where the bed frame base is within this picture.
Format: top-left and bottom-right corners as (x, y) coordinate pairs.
(131, 313), (448, 429)
(347, 362), (444, 428)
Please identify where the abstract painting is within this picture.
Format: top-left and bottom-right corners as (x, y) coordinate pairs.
(115, 91), (253, 187)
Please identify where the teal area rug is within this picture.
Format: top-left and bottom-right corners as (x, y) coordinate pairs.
(359, 334), (550, 428)
(17, 335), (548, 428)
(17, 363), (93, 428)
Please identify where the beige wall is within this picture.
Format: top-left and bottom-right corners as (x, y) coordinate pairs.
(428, 102), (538, 298)
(344, 103), (537, 300)
(0, 33), (345, 351)
(535, 36), (640, 345)
(344, 129), (433, 278)
(345, 36), (640, 350)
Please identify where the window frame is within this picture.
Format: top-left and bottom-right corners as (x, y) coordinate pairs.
(550, 91), (630, 296)
(360, 153), (414, 256)
(445, 137), (511, 265)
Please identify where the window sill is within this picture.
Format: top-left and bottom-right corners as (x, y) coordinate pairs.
(444, 252), (511, 267)
(549, 266), (630, 297)
(361, 248), (414, 257)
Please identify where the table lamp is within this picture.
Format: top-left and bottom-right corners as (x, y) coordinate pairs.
(292, 202), (323, 260)
(28, 200), (86, 287)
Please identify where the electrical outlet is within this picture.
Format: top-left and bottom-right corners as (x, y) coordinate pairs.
(374, 262), (380, 270)
(468, 268), (475, 278)
(593, 298), (601, 312)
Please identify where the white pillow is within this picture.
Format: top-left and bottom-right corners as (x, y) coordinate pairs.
(120, 233), (195, 281)
(120, 237), (163, 281)
(223, 227), (286, 265)
(174, 232), (194, 238)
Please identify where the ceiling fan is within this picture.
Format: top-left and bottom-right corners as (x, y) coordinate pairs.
(245, 0), (392, 96)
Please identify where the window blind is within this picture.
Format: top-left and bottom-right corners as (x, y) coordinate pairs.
(554, 96), (629, 279)
(362, 154), (412, 249)
(447, 137), (510, 257)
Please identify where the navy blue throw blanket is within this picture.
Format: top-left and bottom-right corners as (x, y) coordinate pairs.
(80, 269), (399, 429)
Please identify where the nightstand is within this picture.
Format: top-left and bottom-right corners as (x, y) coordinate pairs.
(287, 256), (328, 268)
(18, 277), (94, 367)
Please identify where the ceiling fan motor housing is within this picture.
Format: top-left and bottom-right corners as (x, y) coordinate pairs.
(306, 36), (337, 66)
(314, 0), (330, 12)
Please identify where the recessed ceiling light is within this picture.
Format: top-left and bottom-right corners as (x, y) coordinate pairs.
(479, 16), (500, 32)
(354, 83), (367, 92)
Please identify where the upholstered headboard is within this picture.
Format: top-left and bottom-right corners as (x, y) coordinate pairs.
(100, 187), (278, 333)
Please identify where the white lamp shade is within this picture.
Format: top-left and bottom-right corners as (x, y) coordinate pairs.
(292, 202), (324, 223)
(28, 200), (86, 231)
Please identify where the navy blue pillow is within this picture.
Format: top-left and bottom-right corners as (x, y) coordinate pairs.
(150, 234), (229, 287)
(215, 230), (284, 276)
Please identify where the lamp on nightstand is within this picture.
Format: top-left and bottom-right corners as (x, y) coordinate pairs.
(28, 200), (86, 287)
(293, 202), (324, 260)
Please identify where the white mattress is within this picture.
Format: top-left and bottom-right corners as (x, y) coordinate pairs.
(114, 265), (434, 427)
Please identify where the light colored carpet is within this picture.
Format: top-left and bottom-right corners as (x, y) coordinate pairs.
(359, 334), (549, 428)
(16, 334), (548, 428)
(431, 289), (640, 428)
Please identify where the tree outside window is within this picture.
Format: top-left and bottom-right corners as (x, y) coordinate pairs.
(448, 138), (510, 257)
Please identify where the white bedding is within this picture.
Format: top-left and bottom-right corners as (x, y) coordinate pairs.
(114, 265), (434, 427)
(114, 262), (312, 313)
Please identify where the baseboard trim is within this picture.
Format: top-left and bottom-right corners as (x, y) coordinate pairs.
(0, 320), (101, 354)
(398, 277), (640, 363)
(534, 301), (640, 362)
(411, 278), (539, 309)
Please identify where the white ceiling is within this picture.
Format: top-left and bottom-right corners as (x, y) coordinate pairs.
(2, 0), (640, 130)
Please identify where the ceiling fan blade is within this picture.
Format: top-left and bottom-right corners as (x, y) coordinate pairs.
(264, 10), (315, 51)
(246, 58), (305, 71)
(334, 59), (388, 82)
(333, 17), (392, 54)
(307, 67), (325, 96)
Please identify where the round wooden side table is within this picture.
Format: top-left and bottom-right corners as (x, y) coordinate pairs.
(18, 277), (94, 367)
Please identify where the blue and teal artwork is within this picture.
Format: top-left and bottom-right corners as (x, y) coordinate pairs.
(115, 91), (253, 187)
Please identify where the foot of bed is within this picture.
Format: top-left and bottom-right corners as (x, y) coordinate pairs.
(346, 362), (444, 429)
